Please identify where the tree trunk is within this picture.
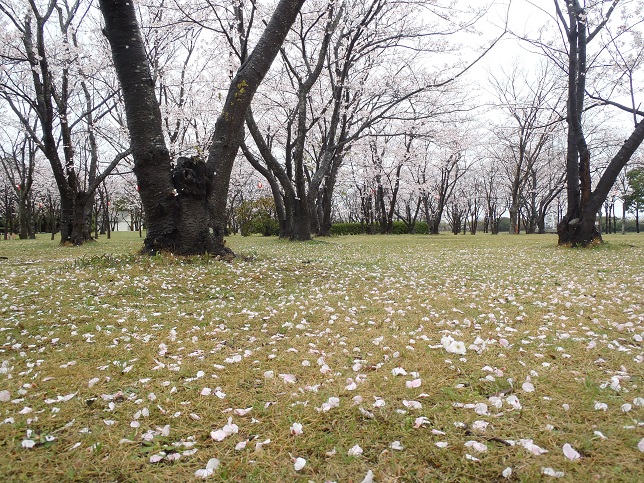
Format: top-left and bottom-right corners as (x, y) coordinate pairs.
(319, 181), (334, 237)
(318, 155), (343, 237)
(557, 1), (644, 246)
(508, 206), (518, 235)
(18, 192), (29, 240)
(99, 0), (304, 255)
(69, 192), (94, 245)
(558, 120), (644, 246)
(622, 203), (626, 234)
(291, 198), (311, 241)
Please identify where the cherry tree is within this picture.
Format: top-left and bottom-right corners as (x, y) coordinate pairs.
(550, 0), (644, 245)
(244, 0), (504, 240)
(489, 62), (564, 234)
(99, 0), (306, 255)
(0, 126), (37, 238)
(420, 139), (470, 235)
(479, 155), (507, 234)
(0, 0), (132, 244)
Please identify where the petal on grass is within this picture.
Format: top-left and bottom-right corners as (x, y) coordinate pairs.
(541, 467), (564, 478)
(402, 400), (422, 409)
(279, 373), (297, 384)
(235, 441), (247, 450)
(389, 441), (404, 450)
(414, 416), (430, 428)
(210, 429), (228, 441)
(233, 407), (252, 416)
(348, 444), (363, 456)
(195, 458), (220, 479)
(361, 470), (374, 483)
(522, 382), (535, 392)
(474, 403), (488, 415)
(562, 443), (581, 461)
(464, 440), (488, 452)
(520, 439), (548, 455)
(21, 439), (36, 449)
(290, 422), (303, 436)
(293, 457), (306, 471)
(406, 378), (421, 388)
(149, 453), (165, 463)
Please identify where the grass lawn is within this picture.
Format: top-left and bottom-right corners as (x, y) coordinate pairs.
(0, 232), (642, 482)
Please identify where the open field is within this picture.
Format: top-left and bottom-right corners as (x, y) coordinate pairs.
(0, 232), (643, 482)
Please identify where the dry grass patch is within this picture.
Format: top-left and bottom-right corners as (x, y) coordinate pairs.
(0, 232), (642, 482)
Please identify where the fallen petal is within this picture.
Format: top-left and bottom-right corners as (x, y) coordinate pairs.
(562, 443), (581, 461)
(293, 457), (306, 471)
(348, 444), (363, 456)
(361, 470), (374, 483)
(390, 440), (404, 450)
(541, 467), (564, 478)
(290, 422), (303, 436)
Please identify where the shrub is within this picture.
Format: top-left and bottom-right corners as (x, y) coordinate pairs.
(330, 221), (429, 235)
(237, 197), (280, 237)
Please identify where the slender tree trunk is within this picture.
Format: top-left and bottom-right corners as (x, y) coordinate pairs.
(622, 203), (626, 234)
(18, 191), (29, 239)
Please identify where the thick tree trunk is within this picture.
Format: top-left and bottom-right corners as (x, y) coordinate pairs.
(291, 198), (311, 241)
(59, 194), (75, 244)
(430, 218), (439, 235)
(559, 119), (644, 246)
(69, 192), (94, 245)
(318, 156), (343, 237)
(508, 206), (518, 234)
(100, 0), (304, 255)
(319, 182), (334, 237)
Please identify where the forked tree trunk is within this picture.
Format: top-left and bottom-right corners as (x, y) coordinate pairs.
(558, 120), (644, 246)
(99, 0), (304, 255)
(556, 1), (644, 246)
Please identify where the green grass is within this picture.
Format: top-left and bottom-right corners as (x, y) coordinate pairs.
(0, 231), (643, 482)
